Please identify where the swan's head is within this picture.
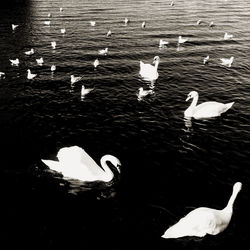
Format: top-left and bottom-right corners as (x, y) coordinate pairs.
(233, 182), (242, 193)
(27, 69), (31, 73)
(102, 155), (121, 173)
(153, 56), (160, 64)
(186, 91), (198, 101)
(230, 56), (234, 61)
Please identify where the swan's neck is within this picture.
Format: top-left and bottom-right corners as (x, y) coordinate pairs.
(185, 94), (198, 117)
(100, 155), (115, 182)
(154, 60), (159, 70)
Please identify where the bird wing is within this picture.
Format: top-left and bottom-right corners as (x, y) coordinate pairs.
(194, 101), (227, 118)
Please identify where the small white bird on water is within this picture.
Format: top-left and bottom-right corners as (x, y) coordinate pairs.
(137, 87), (154, 100)
(10, 58), (20, 66)
(162, 182), (242, 239)
(184, 91), (234, 119)
(224, 32), (233, 40)
(106, 30), (112, 37)
(12, 24), (19, 31)
(81, 85), (94, 100)
(178, 36), (188, 45)
(141, 21), (146, 28)
(93, 59), (100, 68)
(203, 55), (209, 64)
(51, 65), (56, 72)
(159, 39), (169, 48)
(98, 48), (108, 55)
(90, 21), (96, 26)
(51, 41), (56, 49)
(41, 145), (121, 182)
(209, 21), (215, 28)
(48, 13), (52, 18)
(44, 20), (51, 26)
(139, 56), (160, 81)
(61, 28), (66, 34)
(27, 69), (37, 80)
(36, 57), (44, 65)
(124, 17), (129, 25)
(220, 56), (234, 67)
(71, 75), (83, 85)
(24, 48), (34, 55)
(59, 7), (63, 12)
(196, 20), (202, 25)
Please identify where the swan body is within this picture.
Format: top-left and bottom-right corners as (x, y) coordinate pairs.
(203, 55), (209, 64)
(0, 72), (5, 78)
(220, 56), (234, 67)
(27, 69), (37, 79)
(170, 1), (174, 6)
(59, 7), (63, 12)
(162, 182), (242, 239)
(51, 41), (56, 49)
(81, 85), (94, 99)
(196, 20), (201, 25)
(224, 33), (233, 40)
(61, 28), (66, 34)
(159, 39), (169, 48)
(71, 75), (83, 85)
(139, 56), (160, 81)
(51, 65), (56, 72)
(90, 21), (96, 26)
(41, 145), (121, 182)
(12, 24), (19, 30)
(137, 87), (154, 100)
(99, 48), (108, 55)
(178, 36), (188, 44)
(48, 13), (52, 17)
(184, 91), (234, 119)
(44, 20), (51, 26)
(36, 57), (44, 65)
(25, 48), (34, 55)
(10, 58), (19, 66)
(93, 59), (99, 68)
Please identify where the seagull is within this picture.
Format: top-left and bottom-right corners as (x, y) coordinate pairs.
(137, 87), (154, 100)
(142, 21), (146, 28)
(12, 24), (19, 31)
(24, 48), (34, 55)
(61, 28), (66, 34)
(224, 32), (233, 40)
(71, 75), (83, 85)
(51, 41), (56, 49)
(159, 39), (169, 48)
(0, 72), (5, 78)
(220, 56), (234, 67)
(98, 48), (108, 55)
(90, 21), (96, 26)
(196, 20), (202, 25)
(44, 20), (51, 26)
(36, 57), (44, 65)
(81, 85), (94, 99)
(178, 36), (188, 45)
(10, 58), (20, 66)
(93, 59), (100, 68)
(124, 18), (129, 25)
(27, 69), (37, 79)
(51, 65), (56, 72)
(106, 30), (112, 37)
(203, 55), (209, 64)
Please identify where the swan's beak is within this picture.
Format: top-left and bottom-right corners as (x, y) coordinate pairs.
(186, 95), (191, 101)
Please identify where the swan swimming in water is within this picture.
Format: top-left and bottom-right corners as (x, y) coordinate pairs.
(51, 41), (56, 49)
(93, 59), (99, 68)
(220, 56), (234, 67)
(36, 57), (44, 65)
(24, 48), (34, 55)
(27, 69), (37, 79)
(137, 87), (154, 100)
(162, 182), (242, 238)
(10, 58), (19, 66)
(224, 32), (233, 40)
(203, 55), (209, 64)
(159, 39), (169, 48)
(81, 85), (94, 99)
(184, 91), (234, 119)
(12, 24), (19, 31)
(139, 56), (160, 81)
(41, 145), (121, 182)
(178, 36), (188, 45)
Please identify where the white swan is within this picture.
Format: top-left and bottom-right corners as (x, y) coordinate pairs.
(36, 57), (44, 65)
(12, 24), (19, 30)
(203, 55), (209, 64)
(81, 85), (94, 99)
(0, 72), (5, 78)
(139, 56), (160, 81)
(209, 21), (215, 28)
(24, 48), (34, 55)
(51, 41), (56, 49)
(98, 48), (108, 55)
(184, 91), (234, 119)
(137, 87), (154, 100)
(162, 182), (242, 238)
(44, 20), (51, 26)
(61, 28), (66, 34)
(71, 75), (83, 85)
(93, 59), (99, 68)
(224, 32), (233, 40)
(178, 36), (188, 45)
(124, 18), (129, 25)
(27, 69), (37, 79)
(220, 56), (234, 67)
(106, 30), (112, 37)
(10, 58), (19, 66)
(142, 21), (146, 28)
(159, 39), (169, 48)
(41, 145), (121, 182)
(51, 65), (56, 72)
(90, 21), (96, 26)
(196, 20), (202, 25)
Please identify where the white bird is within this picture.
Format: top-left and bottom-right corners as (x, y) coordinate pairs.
(41, 145), (121, 182)
(98, 47), (108, 55)
(24, 48), (34, 55)
(12, 24), (19, 31)
(93, 59), (100, 68)
(81, 85), (94, 99)
(48, 13), (52, 17)
(0, 72), (5, 78)
(224, 32), (233, 40)
(71, 75), (83, 85)
(51, 41), (56, 49)
(142, 21), (146, 28)
(44, 20), (51, 26)
(220, 56), (234, 67)
(27, 69), (37, 80)
(61, 28), (66, 34)
(51, 65), (56, 72)
(209, 21), (215, 28)
(10, 58), (19, 66)
(36, 57), (44, 65)
(159, 39), (169, 48)
(137, 87), (154, 100)
(106, 30), (112, 37)
(90, 21), (96, 26)
(184, 91), (235, 119)
(203, 55), (209, 64)
(59, 7), (63, 12)
(196, 20), (202, 25)
(139, 56), (160, 81)
(124, 17), (129, 25)
(178, 36), (188, 44)
(162, 182), (242, 239)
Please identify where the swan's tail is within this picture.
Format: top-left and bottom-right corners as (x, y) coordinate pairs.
(41, 159), (62, 172)
(224, 102), (235, 113)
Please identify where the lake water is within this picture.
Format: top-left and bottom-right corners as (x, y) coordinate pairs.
(1, 0), (250, 248)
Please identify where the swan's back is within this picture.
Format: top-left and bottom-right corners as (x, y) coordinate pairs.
(139, 61), (158, 80)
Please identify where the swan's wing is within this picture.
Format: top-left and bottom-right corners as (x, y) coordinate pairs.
(41, 159), (64, 173)
(194, 101), (226, 118)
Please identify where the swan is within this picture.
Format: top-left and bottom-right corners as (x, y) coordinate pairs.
(137, 87), (154, 100)
(98, 48), (108, 55)
(36, 57), (44, 65)
(178, 36), (188, 44)
(224, 32), (233, 40)
(24, 48), (34, 55)
(142, 21), (146, 28)
(203, 55), (209, 64)
(71, 75), (83, 85)
(220, 56), (234, 67)
(41, 145), (121, 182)
(27, 69), (37, 79)
(106, 30), (112, 37)
(170, 1), (174, 6)
(51, 65), (56, 72)
(44, 20), (51, 26)
(48, 13), (52, 17)
(59, 7), (63, 12)
(196, 20), (202, 25)
(81, 85), (94, 99)
(139, 56), (160, 81)
(184, 91), (234, 119)
(90, 21), (96, 26)
(51, 41), (56, 49)
(0, 72), (5, 78)
(12, 24), (19, 30)
(209, 21), (215, 28)
(159, 39), (169, 48)
(124, 18), (129, 25)
(93, 59), (99, 68)
(162, 182), (242, 238)
(61, 28), (66, 34)
(10, 58), (19, 66)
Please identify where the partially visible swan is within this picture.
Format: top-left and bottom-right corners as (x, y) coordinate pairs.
(51, 41), (56, 49)
(98, 48), (108, 55)
(44, 20), (51, 26)
(36, 57), (44, 65)
(141, 21), (146, 28)
(51, 65), (56, 72)
(12, 24), (19, 31)
(224, 32), (233, 40)
(139, 56), (160, 81)
(137, 87), (154, 100)
(27, 69), (37, 79)
(24, 48), (34, 55)
(81, 85), (94, 99)
(184, 91), (234, 119)
(203, 55), (209, 64)
(71, 75), (83, 85)
(10, 58), (19, 66)
(178, 36), (188, 44)
(159, 39), (169, 48)
(106, 30), (112, 37)
(90, 21), (96, 26)
(220, 56), (234, 67)
(93, 59), (99, 68)
(61, 28), (66, 34)
(162, 182), (242, 238)
(41, 145), (121, 182)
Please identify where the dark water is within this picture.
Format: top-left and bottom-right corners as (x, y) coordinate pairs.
(1, 0), (250, 248)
